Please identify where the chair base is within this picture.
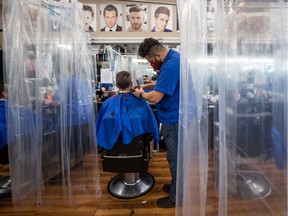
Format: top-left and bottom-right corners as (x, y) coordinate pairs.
(0, 176), (11, 198)
(237, 172), (271, 199)
(108, 172), (154, 199)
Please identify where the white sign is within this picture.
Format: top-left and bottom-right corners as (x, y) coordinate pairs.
(101, 68), (113, 83)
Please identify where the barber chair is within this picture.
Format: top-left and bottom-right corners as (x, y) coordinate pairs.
(0, 144), (11, 198)
(0, 102), (11, 198)
(101, 133), (154, 199)
(234, 111), (272, 199)
(214, 108), (273, 199)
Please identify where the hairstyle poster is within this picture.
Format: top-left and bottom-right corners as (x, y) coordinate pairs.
(99, 4), (123, 32)
(150, 4), (173, 32)
(82, 4), (97, 32)
(48, 2), (62, 32)
(125, 4), (148, 32)
(48, 2), (72, 32)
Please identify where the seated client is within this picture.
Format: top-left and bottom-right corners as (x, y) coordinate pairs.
(96, 71), (158, 150)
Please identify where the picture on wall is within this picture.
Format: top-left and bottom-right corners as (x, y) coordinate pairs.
(48, 1), (74, 32)
(48, 1), (77, 32)
(125, 4), (147, 32)
(27, 3), (39, 32)
(82, 4), (96, 32)
(48, 3), (62, 32)
(100, 4), (123, 32)
(151, 4), (173, 32)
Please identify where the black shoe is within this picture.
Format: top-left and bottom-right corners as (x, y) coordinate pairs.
(156, 196), (175, 208)
(163, 184), (171, 193)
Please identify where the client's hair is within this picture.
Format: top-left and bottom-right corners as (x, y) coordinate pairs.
(116, 71), (132, 90)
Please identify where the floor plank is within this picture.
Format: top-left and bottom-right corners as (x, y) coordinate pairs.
(0, 151), (287, 216)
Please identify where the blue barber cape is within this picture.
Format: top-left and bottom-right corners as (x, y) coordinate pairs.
(54, 76), (94, 126)
(96, 93), (159, 150)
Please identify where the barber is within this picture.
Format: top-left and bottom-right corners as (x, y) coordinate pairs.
(133, 38), (180, 208)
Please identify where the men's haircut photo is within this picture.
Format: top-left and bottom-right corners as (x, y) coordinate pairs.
(100, 4), (123, 32)
(125, 4), (148, 32)
(82, 4), (97, 32)
(151, 4), (173, 32)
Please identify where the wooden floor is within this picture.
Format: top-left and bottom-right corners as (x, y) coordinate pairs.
(0, 150), (286, 216)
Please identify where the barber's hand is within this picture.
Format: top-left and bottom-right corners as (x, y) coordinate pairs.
(133, 84), (143, 89)
(132, 87), (144, 98)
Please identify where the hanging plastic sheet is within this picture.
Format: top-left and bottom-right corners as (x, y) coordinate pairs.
(116, 54), (139, 86)
(176, 0), (209, 215)
(3, 0), (101, 208)
(214, 1), (288, 216)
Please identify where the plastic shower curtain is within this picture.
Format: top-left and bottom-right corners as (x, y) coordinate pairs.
(2, 0), (101, 208)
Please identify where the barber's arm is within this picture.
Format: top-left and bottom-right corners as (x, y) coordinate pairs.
(133, 87), (164, 103)
(133, 82), (155, 90)
(141, 82), (156, 90)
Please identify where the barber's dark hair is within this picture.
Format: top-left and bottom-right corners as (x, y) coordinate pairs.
(103, 4), (118, 17)
(138, 37), (163, 58)
(83, 5), (94, 18)
(116, 71), (132, 90)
